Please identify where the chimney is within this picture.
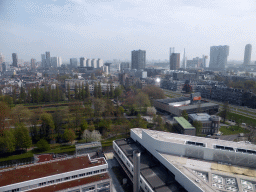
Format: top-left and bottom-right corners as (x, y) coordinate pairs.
(133, 150), (141, 192)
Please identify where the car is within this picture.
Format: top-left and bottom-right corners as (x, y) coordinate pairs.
(206, 135), (211, 137)
(216, 133), (221, 136)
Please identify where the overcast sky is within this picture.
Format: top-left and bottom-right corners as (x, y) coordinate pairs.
(0, 0), (256, 62)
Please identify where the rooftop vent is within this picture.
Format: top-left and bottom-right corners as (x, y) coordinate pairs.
(186, 141), (205, 147)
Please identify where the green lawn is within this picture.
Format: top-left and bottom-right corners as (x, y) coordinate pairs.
(219, 125), (250, 135)
(0, 145), (76, 163)
(227, 112), (256, 125)
(0, 151), (34, 162)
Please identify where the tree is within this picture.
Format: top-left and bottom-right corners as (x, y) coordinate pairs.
(142, 85), (165, 100)
(36, 139), (50, 152)
(40, 113), (55, 141)
(0, 101), (10, 135)
(147, 107), (157, 116)
(94, 82), (98, 98)
(85, 82), (90, 98)
(106, 84), (109, 98)
(193, 120), (202, 136)
(52, 108), (68, 141)
(82, 129), (91, 143)
(75, 83), (78, 100)
(181, 110), (188, 120)
(93, 98), (106, 116)
(67, 82), (71, 101)
(110, 84), (114, 98)
(11, 105), (31, 124)
(91, 130), (101, 142)
(63, 128), (76, 143)
(114, 87), (122, 99)
(220, 101), (229, 122)
(19, 86), (26, 103)
(98, 82), (102, 98)
(0, 129), (16, 153)
(154, 115), (165, 131)
(12, 86), (17, 104)
(81, 83), (85, 100)
(14, 123), (32, 151)
(135, 92), (150, 113)
(79, 121), (88, 139)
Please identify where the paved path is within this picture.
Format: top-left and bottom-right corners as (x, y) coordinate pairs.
(106, 153), (124, 192)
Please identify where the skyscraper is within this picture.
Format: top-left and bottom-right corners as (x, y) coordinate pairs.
(131, 50), (146, 70)
(41, 54), (46, 68)
(0, 53), (4, 65)
(12, 53), (18, 67)
(91, 59), (97, 68)
(209, 45), (229, 69)
(45, 51), (51, 67)
(57, 57), (62, 67)
(70, 58), (78, 67)
(170, 53), (180, 70)
(97, 59), (103, 68)
(86, 59), (91, 67)
(80, 57), (86, 67)
(244, 44), (252, 65)
(31, 58), (36, 69)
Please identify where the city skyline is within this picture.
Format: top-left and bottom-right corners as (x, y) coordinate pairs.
(1, 0), (256, 62)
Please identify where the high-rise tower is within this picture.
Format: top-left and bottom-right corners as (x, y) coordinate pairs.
(244, 44), (252, 65)
(209, 45), (229, 69)
(45, 51), (51, 68)
(12, 53), (18, 67)
(131, 50), (146, 70)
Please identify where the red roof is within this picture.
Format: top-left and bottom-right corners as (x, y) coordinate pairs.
(29, 173), (110, 192)
(0, 155), (106, 187)
(36, 154), (54, 163)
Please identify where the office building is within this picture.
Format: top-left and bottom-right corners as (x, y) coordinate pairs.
(45, 51), (51, 68)
(41, 54), (46, 68)
(154, 93), (219, 116)
(50, 56), (62, 68)
(120, 62), (130, 72)
(70, 58), (78, 68)
(91, 59), (97, 68)
(31, 58), (36, 69)
(114, 128), (256, 192)
(170, 53), (180, 70)
(188, 113), (220, 135)
(209, 45), (229, 69)
(244, 44), (252, 65)
(173, 117), (196, 135)
(86, 59), (91, 67)
(58, 57), (62, 67)
(12, 53), (18, 67)
(0, 154), (112, 192)
(131, 50), (146, 70)
(2, 62), (6, 73)
(0, 53), (4, 65)
(97, 59), (103, 68)
(80, 57), (86, 67)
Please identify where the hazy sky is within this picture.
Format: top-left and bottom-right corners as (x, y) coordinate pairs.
(0, 0), (256, 62)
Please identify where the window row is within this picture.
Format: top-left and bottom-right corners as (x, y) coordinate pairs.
(4, 168), (107, 192)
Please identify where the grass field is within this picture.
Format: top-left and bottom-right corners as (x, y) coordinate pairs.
(220, 125), (250, 135)
(0, 145), (76, 163)
(227, 112), (256, 125)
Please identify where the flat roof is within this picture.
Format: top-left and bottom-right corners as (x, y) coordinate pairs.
(114, 138), (187, 192)
(174, 117), (195, 129)
(188, 113), (211, 121)
(179, 102), (219, 110)
(29, 173), (110, 192)
(156, 97), (190, 105)
(131, 128), (256, 151)
(0, 155), (106, 187)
